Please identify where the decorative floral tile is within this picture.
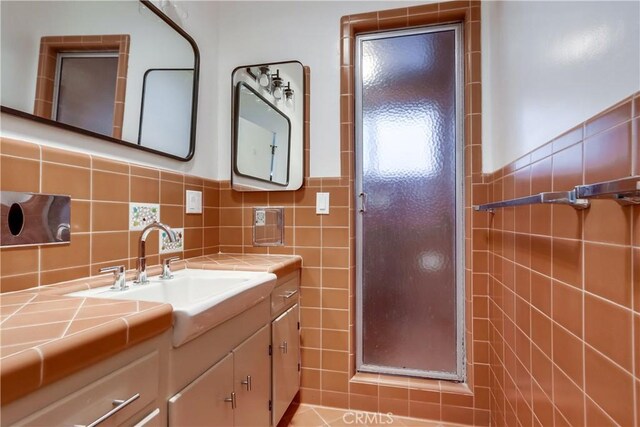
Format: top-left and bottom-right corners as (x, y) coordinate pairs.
(159, 228), (184, 254)
(129, 203), (160, 230)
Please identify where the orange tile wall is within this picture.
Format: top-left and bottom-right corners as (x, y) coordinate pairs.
(482, 92), (640, 426)
(0, 138), (219, 292)
(218, 2), (488, 425)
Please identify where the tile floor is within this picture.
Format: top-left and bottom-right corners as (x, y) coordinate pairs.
(279, 403), (468, 427)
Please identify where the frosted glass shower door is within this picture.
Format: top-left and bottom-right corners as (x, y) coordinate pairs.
(355, 25), (463, 380)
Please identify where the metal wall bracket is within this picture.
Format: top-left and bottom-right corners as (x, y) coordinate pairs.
(474, 176), (640, 213)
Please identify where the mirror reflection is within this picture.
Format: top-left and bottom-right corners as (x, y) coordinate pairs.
(0, 0), (199, 160)
(235, 83), (290, 185)
(232, 61), (304, 191)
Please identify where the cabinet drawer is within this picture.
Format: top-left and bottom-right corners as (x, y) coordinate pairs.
(271, 271), (299, 316)
(14, 352), (159, 427)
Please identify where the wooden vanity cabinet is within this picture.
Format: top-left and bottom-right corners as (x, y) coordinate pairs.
(270, 271), (301, 425)
(2, 332), (171, 427)
(168, 325), (271, 426)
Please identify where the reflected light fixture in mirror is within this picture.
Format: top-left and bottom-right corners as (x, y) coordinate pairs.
(231, 61), (306, 192)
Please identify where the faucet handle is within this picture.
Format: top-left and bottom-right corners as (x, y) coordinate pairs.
(160, 256), (180, 280)
(99, 265), (128, 291)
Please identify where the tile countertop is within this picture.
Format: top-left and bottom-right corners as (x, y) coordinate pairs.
(0, 253), (302, 406)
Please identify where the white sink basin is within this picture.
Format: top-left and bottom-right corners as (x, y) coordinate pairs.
(67, 269), (277, 347)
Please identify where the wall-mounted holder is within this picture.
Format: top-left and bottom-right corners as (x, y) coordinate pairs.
(253, 207), (284, 246)
(0, 191), (71, 247)
(474, 176), (640, 213)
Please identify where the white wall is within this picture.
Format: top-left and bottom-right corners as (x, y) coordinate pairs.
(0, 0), (220, 178)
(215, 1), (426, 179)
(482, 1), (640, 173)
(1, 1), (193, 142)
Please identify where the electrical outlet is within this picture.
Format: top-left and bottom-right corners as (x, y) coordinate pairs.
(186, 190), (202, 214)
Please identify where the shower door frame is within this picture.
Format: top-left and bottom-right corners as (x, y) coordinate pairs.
(354, 23), (465, 381)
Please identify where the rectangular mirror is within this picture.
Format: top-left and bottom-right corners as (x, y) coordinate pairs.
(232, 61), (305, 191)
(0, 0), (199, 161)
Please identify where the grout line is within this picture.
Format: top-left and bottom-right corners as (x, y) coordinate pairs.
(59, 298), (86, 338)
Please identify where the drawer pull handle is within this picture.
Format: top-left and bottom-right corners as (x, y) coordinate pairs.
(279, 341), (288, 354)
(224, 392), (237, 409)
(80, 393), (140, 427)
(241, 375), (252, 391)
(280, 290), (298, 299)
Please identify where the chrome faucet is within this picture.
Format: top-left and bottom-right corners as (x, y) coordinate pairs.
(136, 221), (177, 284)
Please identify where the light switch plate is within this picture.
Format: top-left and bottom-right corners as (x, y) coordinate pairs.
(129, 203), (160, 230)
(186, 190), (202, 214)
(316, 192), (330, 215)
(159, 227), (184, 254)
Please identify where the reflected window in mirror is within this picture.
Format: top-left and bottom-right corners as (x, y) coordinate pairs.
(0, 1), (199, 161)
(231, 61), (306, 192)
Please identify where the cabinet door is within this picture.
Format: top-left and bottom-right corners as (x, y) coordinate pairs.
(233, 324), (271, 427)
(272, 304), (300, 425)
(168, 353), (234, 427)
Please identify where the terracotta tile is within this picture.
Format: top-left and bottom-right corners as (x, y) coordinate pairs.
(552, 205), (581, 240)
(0, 138), (40, 160)
(584, 199), (631, 245)
(0, 349), (42, 405)
(160, 204), (184, 228)
(531, 309), (552, 357)
(184, 209), (203, 229)
(322, 329), (348, 352)
(322, 371), (348, 393)
(1, 321), (68, 345)
(552, 126), (583, 153)
(322, 228), (349, 248)
(40, 233), (90, 271)
(41, 163), (90, 199)
(41, 146), (89, 168)
(91, 157), (128, 174)
(552, 142), (582, 191)
(552, 279), (583, 335)
(1, 155), (39, 192)
(322, 248), (349, 269)
(553, 367), (585, 427)
(0, 246), (39, 277)
(123, 306), (172, 344)
(408, 401), (440, 421)
(530, 236), (551, 276)
(92, 201), (128, 232)
(636, 315), (640, 377)
(70, 200), (90, 233)
(553, 323), (583, 386)
(350, 393), (379, 413)
(584, 346), (635, 426)
(322, 308), (349, 331)
(160, 180), (184, 205)
(585, 100), (632, 138)
(585, 395), (617, 427)
(40, 266), (91, 286)
(584, 122), (632, 184)
(130, 165), (159, 179)
(2, 307), (78, 329)
(552, 238), (582, 288)
(92, 170), (129, 202)
(530, 205), (551, 236)
(584, 242), (632, 307)
(39, 318), (128, 386)
(91, 231), (129, 264)
(301, 368), (320, 389)
(323, 207), (349, 227)
(184, 228), (203, 251)
(131, 176), (159, 204)
(584, 294), (632, 371)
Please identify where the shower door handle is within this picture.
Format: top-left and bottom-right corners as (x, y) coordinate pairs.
(359, 192), (367, 213)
